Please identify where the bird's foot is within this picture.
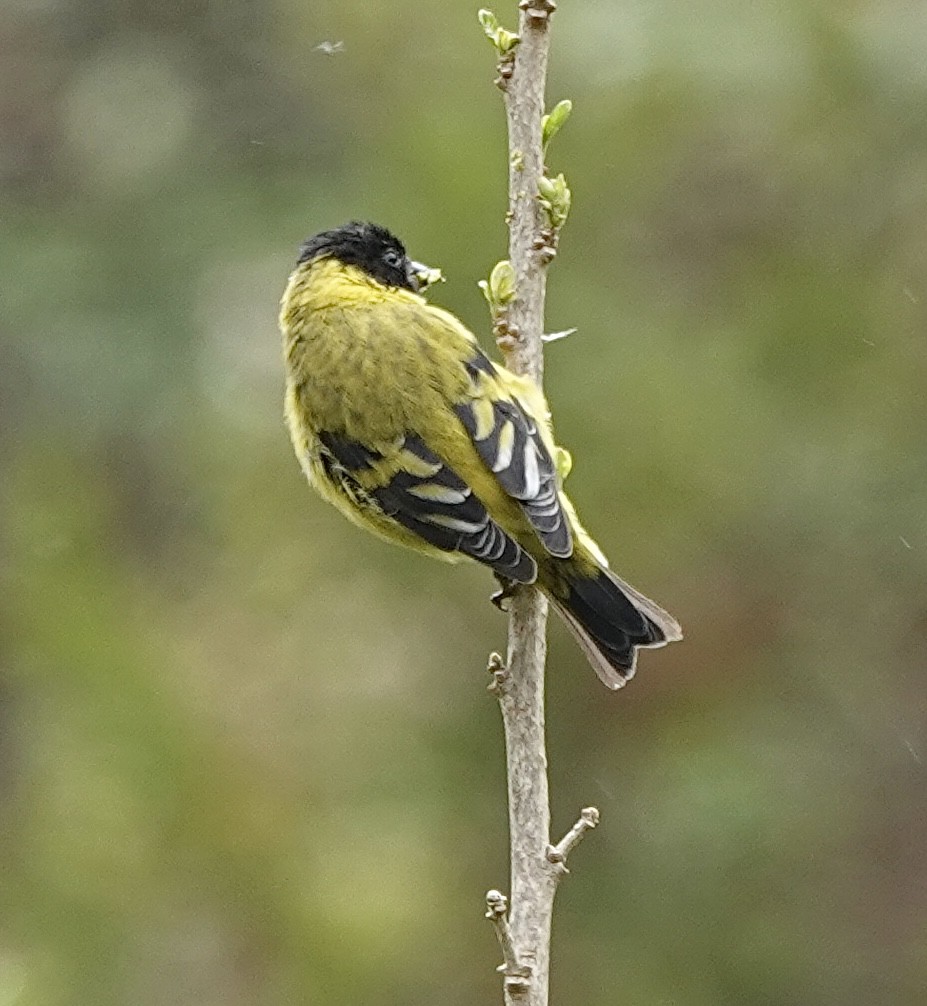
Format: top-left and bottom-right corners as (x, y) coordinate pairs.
(491, 575), (519, 611)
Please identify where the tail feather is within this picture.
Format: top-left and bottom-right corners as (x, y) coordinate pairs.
(549, 565), (682, 689)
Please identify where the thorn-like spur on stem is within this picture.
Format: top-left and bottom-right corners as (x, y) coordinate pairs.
(546, 807), (601, 873)
(541, 326), (577, 344)
(485, 890), (532, 993)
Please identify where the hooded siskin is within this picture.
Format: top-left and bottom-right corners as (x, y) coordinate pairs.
(279, 221), (682, 688)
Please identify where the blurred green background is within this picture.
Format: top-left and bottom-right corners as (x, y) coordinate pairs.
(3, 1), (926, 1003)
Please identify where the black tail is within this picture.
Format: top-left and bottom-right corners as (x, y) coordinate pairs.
(549, 566), (682, 689)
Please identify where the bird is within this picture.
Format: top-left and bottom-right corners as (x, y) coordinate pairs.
(279, 220), (682, 688)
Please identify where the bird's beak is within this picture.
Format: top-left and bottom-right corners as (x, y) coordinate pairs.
(408, 260), (445, 294)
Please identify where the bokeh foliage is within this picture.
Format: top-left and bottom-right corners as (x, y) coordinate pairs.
(2, 1), (926, 1003)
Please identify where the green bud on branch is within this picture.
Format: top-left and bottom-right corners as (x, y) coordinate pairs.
(537, 173), (572, 230)
(479, 259), (517, 314)
(541, 99), (572, 151)
(478, 8), (520, 55)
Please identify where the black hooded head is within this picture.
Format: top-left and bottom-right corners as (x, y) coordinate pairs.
(297, 221), (420, 292)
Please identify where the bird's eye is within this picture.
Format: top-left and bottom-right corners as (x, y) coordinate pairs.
(382, 248), (403, 269)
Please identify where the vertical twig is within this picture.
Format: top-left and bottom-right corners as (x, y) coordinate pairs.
(499, 5), (555, 1000)
(502, 0), (554, 385)
(480, 4), (598, 1005)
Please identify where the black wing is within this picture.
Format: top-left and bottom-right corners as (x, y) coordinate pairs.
(453, 352), (572, 558)
(318, 430), (537, 584)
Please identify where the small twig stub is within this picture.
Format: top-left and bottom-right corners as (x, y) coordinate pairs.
(547, 807), (601, 870)
(485, 890), (531, 987)
(487, 651), (509, 695)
